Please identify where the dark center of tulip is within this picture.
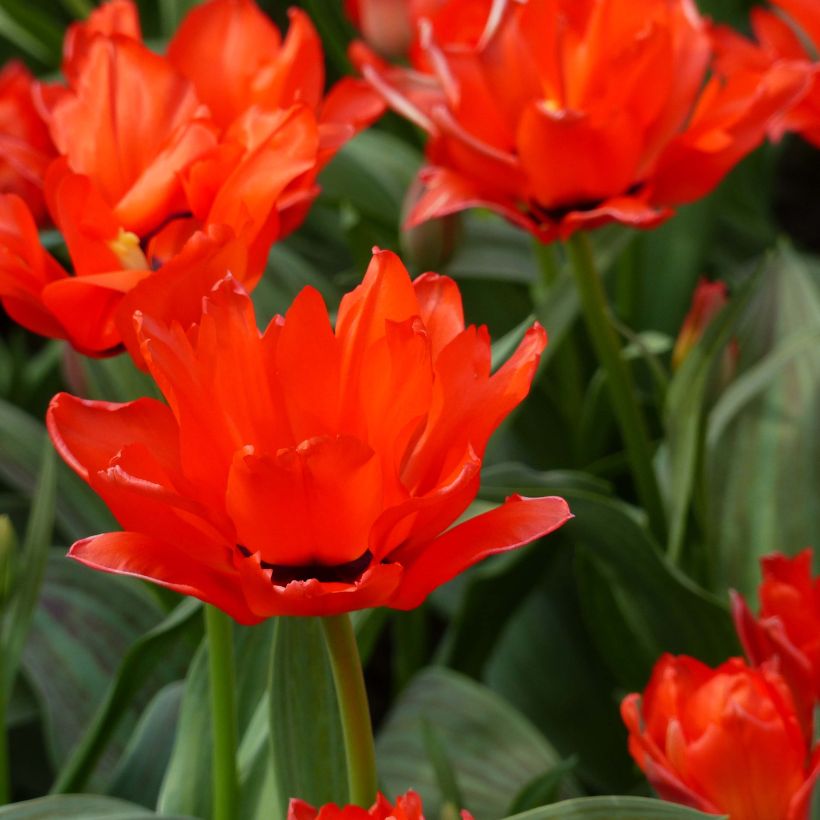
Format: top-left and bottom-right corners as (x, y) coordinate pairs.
(236, 545), (373, 585)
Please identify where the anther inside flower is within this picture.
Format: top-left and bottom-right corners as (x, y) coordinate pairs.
(354, 0), (812, 241)
(47, 250), (571, 622)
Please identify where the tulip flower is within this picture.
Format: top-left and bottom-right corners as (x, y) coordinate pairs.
(622, 654), (820, 820)
(732, 550), (820, 735)
(0, 61), (55, 226)
(355, 0), (811, 242)
(288, 790), (473, 819)
(47, 249), (571, 623)
(713, 0), (820, 147)
(0, 0), (382, 356)
(671, 278), (730, 370)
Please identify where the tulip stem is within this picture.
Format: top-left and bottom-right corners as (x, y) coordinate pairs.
(322, 613), (378, 808)
(566, 232), (667, 541)
(205, 606), (239, 820)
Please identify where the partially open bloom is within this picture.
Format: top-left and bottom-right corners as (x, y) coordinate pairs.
(47, 250), (571, 623)
(0, 0), (381, 356)
(714, 0), (820, 147)
(622, 654), (819, 820)
(355, 0), (810, 242)
(732, 550), (820, 734)
(0, 61), (55, 225)
(288, 790), (474, 819)
(671, 278), (730, 369)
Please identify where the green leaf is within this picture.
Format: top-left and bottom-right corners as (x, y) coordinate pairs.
(504, 796), (724, 819)
(106, 683), (184, 808)
(22, 557), (166, 782)
(1, 443), (55, 697)
(0, 1), (62, 65)
(268, 617), (347, 815)
(377, 668), (569, 820)
(52, 599), (201, 795)
(507, 758), (579, 815)
(663, 266), (760, 564)
(705, 243), (820, 594)
(0, 794), (193, 818)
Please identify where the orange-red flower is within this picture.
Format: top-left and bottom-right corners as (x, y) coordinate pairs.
(46, 250), (571, 623)
(622, 654), (820, 820)
(288, 789), (474, 820)
(0, 0), (381, 356)
(713, 0), (820, 147)
(0, 61), (55, 226)
(671, 277), (730, 369)
(354, 0), (811, 242)
(732, 550), (820, 735)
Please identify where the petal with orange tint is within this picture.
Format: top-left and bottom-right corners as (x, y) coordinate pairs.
(227, 436), (383, 567)
(275, 286), (341, 441)
(517, 102), (643, 209)
(391, 494), (572, 609)
(69, 532), (259, 625)
(49, 37), (203, 230)
(412, 272), (464, 360)
(168, 0), (282, 128)
(46, 392), (179, 480)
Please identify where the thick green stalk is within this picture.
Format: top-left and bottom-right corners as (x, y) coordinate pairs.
(205, 606), (239, 820)
(322, 614), (378, 808)
(566, 232), (667, 541)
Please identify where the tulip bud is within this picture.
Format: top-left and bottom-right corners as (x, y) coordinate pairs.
(400, 176), (463, 271)
(672, 278), (730, 370)
(347, 0), (414, 59)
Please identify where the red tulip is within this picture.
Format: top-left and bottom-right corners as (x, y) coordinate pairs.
(288, 790), (474, 820)
(0, 61), (55, 226)
(46, 249), (571, 623)
(354, 0), (811, 242)
(0, 0), (382, 356)
(732, 550), (820, 736)
(713, 0), (820, 147)
(671, 278), (730, 370)
(622, 654), (820, 820)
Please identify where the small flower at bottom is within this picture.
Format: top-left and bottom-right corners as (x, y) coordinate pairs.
(288, 790), (473, 820)
(732, 549), (820, 735)
(46, 249), (571, 623)
(621, 654), (820, 820)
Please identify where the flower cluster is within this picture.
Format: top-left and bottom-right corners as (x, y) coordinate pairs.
(623, 551), (820, 819)
(352, 0), (813, 242)
(0, 0), (382, 356)
(288, 789), (473, 820)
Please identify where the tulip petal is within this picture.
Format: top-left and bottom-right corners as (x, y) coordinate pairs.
(412, 272), (465, 360)
(391, 494), (572, 609)
(69, 532), (259, 625)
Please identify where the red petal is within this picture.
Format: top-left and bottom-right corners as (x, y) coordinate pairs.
(390, 494), (572, 609)
(69, 532), (260, 625)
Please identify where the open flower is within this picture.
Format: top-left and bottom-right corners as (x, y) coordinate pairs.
(288, 789), (474, 820)
(713, 0), (820, 147)
(0, 0), (381, 356)
(355, 0), (810, 242)
(47, 250), (571, 623)
(0, 61), (55, 225)
(732, 550), (820, 735)
(622, 654), (820, 820)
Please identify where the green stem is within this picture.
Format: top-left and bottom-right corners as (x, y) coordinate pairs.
(205, 606), (239, 820)
(322, 614), (378, 808)
(566, 232), (667, 541)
